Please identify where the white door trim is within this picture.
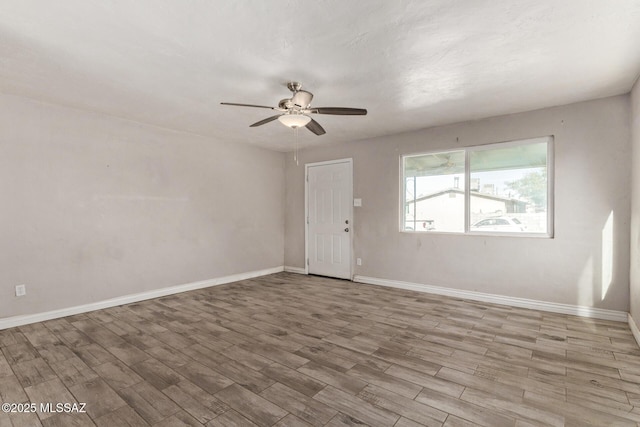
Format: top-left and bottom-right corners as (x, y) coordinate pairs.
(305, 158), (353, 279)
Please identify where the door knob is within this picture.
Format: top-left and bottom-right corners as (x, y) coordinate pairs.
(345, 219), (349, 224)
(344, 227), (349, 232)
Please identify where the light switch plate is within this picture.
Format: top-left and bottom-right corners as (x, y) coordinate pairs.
(353, 198), (362, 207)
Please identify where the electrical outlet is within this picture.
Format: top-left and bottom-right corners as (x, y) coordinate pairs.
(15, 284), (26, 297)
(356, 258), (362, 266)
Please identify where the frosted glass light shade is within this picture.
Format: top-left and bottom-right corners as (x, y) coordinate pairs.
(278, 114), (311, 128)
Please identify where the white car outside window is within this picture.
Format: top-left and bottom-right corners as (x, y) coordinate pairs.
(470, 216), (526, 232)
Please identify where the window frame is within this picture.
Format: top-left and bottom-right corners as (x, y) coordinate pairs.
(400, 136), (554, 238)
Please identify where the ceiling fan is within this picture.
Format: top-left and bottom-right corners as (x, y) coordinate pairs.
(221, 82), (367, 136)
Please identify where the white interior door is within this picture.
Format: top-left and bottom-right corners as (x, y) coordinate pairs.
(306, 160), (352, 279)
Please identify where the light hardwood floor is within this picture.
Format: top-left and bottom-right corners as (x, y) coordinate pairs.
(1, 272), (640, 426)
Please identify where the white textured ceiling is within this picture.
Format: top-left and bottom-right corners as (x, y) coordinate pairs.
(1, 1), (639, 151)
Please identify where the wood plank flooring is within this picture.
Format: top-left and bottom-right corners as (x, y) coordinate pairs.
(1, 272), (640, 426)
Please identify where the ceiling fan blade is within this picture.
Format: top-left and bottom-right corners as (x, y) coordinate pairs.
(311, 107), (367, 115)
(250, 115), (281, 127)
(306, 118), (326, 136)
(221, 102), (275, 109)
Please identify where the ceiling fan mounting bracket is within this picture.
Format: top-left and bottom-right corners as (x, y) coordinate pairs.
(287, 82), (303, 92)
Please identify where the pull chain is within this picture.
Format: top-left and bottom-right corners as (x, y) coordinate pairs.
(293, 127), (299, 166)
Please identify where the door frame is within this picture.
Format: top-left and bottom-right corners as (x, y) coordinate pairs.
(304, 158), (353, 279)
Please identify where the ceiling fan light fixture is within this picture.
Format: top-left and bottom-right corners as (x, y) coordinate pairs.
(278, 113), (311, 128)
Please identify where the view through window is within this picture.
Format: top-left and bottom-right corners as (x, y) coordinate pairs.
(402, 137), (552, 236)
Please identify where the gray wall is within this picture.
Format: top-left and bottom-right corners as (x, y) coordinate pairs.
(1, 94), (285, 319)
(2, 91), (633, 320)
(631, 78), (640, 325)
(285, 95), (631, 311)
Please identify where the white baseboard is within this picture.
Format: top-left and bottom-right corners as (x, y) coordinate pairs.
(0, 266), (284, 330)
(284, 266), (307, 274)
(4, 268), (628, 331)
(354, 275), (628, 323)
(629, 314), (640, 348)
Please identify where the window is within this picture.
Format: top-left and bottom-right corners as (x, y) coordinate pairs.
(401, 136), (552, 236)
(403, 150), (465, 232)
